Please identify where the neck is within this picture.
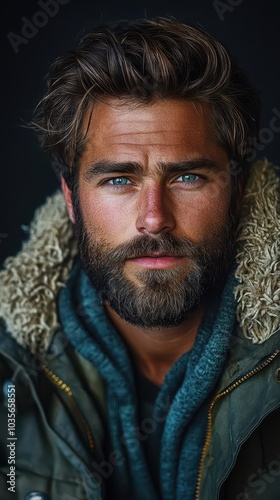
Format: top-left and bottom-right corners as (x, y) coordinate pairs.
(105, 304), (205, 386)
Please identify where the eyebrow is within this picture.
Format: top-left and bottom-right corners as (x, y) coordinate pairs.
(83, 157), (219, 181)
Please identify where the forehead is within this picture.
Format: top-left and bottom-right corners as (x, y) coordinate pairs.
(81, 98), (223, 165)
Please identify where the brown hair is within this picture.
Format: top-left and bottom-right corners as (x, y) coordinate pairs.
(31, 17), (260, 188)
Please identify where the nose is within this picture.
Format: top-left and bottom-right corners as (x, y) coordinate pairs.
(136, 184), (176, 235)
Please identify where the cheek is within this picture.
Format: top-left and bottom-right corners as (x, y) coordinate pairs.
(176, 187), (232, 242)
(78, 189), (134, 243)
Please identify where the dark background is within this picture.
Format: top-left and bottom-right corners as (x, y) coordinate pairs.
(1, 0), (280, 264)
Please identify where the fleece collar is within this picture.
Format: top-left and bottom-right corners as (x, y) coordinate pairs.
(0, 159), (279, 354)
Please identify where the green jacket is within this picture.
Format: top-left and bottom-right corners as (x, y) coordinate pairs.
(0, 159), (279, 500)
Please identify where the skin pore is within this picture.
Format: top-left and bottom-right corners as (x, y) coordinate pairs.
(62, 98), (236, 386)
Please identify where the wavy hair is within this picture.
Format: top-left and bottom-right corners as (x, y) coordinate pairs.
(31, 17), (260, 187)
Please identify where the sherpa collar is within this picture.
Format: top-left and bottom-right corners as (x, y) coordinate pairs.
(0, 159), (279, 354)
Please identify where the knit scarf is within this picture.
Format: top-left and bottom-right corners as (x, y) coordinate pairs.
(58, 258), (237, 500)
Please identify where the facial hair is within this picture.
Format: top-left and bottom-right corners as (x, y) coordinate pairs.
(72, 192), (237, 329)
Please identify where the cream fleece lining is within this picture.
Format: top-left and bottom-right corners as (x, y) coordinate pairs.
(234, 159), (280, 343)
(0, 159), (279, 353)
(0, 192), (77, 353)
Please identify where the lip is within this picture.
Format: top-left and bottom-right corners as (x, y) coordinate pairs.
(127, 255), (185, 269)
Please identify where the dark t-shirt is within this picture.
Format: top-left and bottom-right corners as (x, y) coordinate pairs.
(134, 366), (165, 498)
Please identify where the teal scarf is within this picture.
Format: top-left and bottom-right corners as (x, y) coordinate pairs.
(58, 259), (237, 499)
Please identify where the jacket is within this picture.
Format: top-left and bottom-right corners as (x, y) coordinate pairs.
(0, 159), (279, 500)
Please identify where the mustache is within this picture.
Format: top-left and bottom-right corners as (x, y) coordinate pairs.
(104, 234), (200, 263)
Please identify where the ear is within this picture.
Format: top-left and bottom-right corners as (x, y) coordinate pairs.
(61, 177), (75, 223)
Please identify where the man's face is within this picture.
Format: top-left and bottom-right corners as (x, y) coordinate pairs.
(64, 98), (238, 328)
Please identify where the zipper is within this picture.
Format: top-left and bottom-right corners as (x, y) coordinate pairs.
(195, 348), (280, 500)
(40, 363), (95, 451)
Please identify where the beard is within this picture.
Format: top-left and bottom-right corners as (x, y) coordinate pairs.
(72, 192), (237, 329)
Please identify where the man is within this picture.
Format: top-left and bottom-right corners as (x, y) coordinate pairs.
(0, 16), (279, 500)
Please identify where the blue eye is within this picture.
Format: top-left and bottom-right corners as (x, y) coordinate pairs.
(177, 174), (198, 183)
(109, 177), (131, 185)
